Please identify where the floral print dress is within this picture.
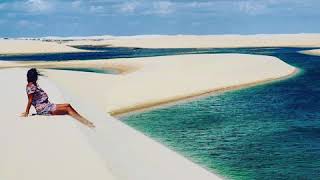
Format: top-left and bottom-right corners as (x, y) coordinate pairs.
(26, 83), (56, 115)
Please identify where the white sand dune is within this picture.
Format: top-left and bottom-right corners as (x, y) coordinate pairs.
(1, 34), (319, 55)
(6, 54), (297, 115)
(300, 49), (320, 56)
(0, 39), (87, 55)
(0, 53), (296, 180)
(0, 68), (116, 180)
(0, 67), (222, 180)
(63, 34), (320, 48)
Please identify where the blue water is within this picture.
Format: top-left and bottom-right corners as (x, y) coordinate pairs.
(2, 46), (320, 179)
(0, 45), (314, 61)
(119, 48), (320, 179)
(0, 46), (214, 61)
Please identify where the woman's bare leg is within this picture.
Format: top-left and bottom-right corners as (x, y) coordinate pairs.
(51, 104), (95, 128)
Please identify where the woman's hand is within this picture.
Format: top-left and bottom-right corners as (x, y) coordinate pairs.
(20, 112), (29, 117)
(23, 93), (33, 118)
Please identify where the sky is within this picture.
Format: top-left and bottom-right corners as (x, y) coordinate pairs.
(0, 0), (320, 37)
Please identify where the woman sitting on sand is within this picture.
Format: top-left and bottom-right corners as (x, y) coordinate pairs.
(21, 68), (95, 128)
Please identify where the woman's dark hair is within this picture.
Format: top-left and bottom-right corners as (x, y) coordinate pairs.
(27, 68), (40, 84)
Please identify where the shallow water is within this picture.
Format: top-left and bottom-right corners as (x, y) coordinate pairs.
(0, 45), (314, 61)
(0, 46), (212, 61)
(2, 46), (320, 179)
(120, 48), (320, 179)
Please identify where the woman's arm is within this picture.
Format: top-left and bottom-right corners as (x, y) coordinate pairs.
(21, 94), (33, 117)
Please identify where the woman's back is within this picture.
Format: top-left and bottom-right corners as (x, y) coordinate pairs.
(26, 82), (51, 113)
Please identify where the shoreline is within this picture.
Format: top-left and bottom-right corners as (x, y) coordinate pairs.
(114, 68), (299, 118)
(16, 54), (296, 117)
(1, 61), (298, 118)
(0, 54), (297, 118)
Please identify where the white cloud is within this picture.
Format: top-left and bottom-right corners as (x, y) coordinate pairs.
(25, 0), (53, 13)
(151, 1), (174, 15)
(2, 0), (317, 18)
(71, 0), (82, 9)
(119, 1), (139, 13)
(116, 1), (175, 16)
(238, 1), (268, 15)
(185, 2), (214, 8)
(89, 5), (104, 13)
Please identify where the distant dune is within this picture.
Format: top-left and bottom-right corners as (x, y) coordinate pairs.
(1, 34), (320, 55)
(62, 34), (320, 49)
(0, 39), (88, 55)
(300, 49), (320, 56)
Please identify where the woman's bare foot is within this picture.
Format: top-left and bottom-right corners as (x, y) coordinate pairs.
(86, 121), (95, 128)
(80, 117), (95, 128)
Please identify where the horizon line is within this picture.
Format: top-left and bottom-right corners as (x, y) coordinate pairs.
(1, 33), (320, 40)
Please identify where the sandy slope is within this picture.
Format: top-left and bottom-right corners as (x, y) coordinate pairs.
(0, 68), (116, 180)
(3, 54), (297, 116)
(300, 49), (320, 56)
(0, 67), (221, 180)
(63, 34), (320, 48)
(0, 39), (87, 55)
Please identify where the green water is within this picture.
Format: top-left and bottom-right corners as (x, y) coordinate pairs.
(121, 48), (320, 179)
